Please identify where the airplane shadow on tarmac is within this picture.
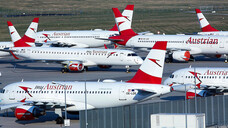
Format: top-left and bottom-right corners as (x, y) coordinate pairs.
(5, 63), (138, 73)
(0, 111), (79, 125)
(161, 96), (185, 100)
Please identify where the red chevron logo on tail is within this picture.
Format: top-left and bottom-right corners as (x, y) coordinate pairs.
(148, 58), (162, 67)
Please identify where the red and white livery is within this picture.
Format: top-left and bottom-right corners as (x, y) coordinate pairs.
(109, 8), (228, 62)
(0, 18), (39, 57)
(36, 5), (134, 48)
(164, 67), (228, 99)
(0, 41), (170, 122)
(3, 21), (143, 72)
(195, 8), (228, 36)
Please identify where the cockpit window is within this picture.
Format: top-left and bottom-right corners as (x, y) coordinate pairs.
(127, 53), (138, 56)
(169, 74), (174, 78)
(0, 89), (5, 93)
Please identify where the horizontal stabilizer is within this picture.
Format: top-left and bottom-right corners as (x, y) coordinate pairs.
(96, 38), (124, 42)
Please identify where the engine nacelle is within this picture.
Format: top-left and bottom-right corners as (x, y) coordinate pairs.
(98, 65), (112, 69)
(67, 62), (84, 71)
(186, 89), (207, 99)
(171, 84), (197, 92)
(15, 105), (45, 120)
(172, 51), (190, 61)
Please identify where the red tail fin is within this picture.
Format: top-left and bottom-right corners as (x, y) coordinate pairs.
(127, 41), (167, 84)
(195, 9), (219, 32)
(112, 8), (137, 36)
(7, 21), (31, 47)
(109, 5), (134, 31)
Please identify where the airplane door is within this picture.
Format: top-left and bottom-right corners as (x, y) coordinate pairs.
(119, 86), (126, 100)
(219, 38), (224, 48)
(120, 53), (124, 61)
(9, 90), (15, 100)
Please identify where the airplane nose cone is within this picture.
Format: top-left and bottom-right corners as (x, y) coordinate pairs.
(163, 78), (171, 86)
(135, 57), (143, 65)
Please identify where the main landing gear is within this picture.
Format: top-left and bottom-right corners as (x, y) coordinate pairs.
(61, 68), (69, 73)
(225, 54), (228, 63)
(165, 53), (173, 63)
(126, 65), (131, 73)
(55, 108), (64, 124)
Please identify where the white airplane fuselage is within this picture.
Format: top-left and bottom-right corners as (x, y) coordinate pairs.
(197, 31), (228, 36)
(164, 67), (228, 88)
(10, 47), (143, 67)
(36, 30), (119, 48)
(0, 81), (170, 111)
(125, 34), (228, 55)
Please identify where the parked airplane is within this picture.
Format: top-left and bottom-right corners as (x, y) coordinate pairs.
(163, 67), (228, 99)
(109, 8), (228, 62)
(4, 21), (143, 73)
(195, 8), (228, 36)
(0, 17), (39, 57)
(35, 5), (134, 48)
(0, 41), (170, 123)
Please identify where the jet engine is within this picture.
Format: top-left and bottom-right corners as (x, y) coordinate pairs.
(186, 89), (207, 99)
(67, 62), (84, 71)
(15, 105), (45, 120)
(97, 65), (112, 69)
(172, 51), (190, 62)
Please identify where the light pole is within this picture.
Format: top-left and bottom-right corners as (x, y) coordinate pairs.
(52, 81), (67, 121)
(194, 68), (197, 113)
(185, 84), (187, 128)
(85, 80), (88, 128)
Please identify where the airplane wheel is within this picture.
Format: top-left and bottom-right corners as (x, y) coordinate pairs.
(61, 68), (68, 73)
(56, 117), (64, 124)
(165, 58), (173, 63)
(165, 58), (170, 63)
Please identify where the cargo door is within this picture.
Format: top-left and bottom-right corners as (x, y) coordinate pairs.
(119, 86), (126, 100)
(9, 90), (15, 100)
(120, 53), (124, 61)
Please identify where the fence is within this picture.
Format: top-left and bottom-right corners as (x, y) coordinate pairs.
(80, 95), (228, 128)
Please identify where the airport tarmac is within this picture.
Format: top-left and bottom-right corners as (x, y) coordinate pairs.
(0, 55), (227, 128)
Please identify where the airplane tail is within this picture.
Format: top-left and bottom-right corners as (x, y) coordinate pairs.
(195, 9), (219, 32)
(109, 5), (134, 31)
(7, 21), (31, 47)
(112, 8), (137, 36)
(21, 17), (39, 43)
(127, 41), (167, 84)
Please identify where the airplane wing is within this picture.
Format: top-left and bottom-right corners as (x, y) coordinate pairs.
(0, 100), (76, 111)
(133, 89), (157, 101)
(95, 38), (124, 42)
(167, 48), (191, 52)
(0, 48), (17, 52)
(0, 101), (32, 111)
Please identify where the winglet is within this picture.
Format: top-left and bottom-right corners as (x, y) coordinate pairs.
(20, 98), (26, 102)
(195, 8), (219, 32)
(10, 51), (20, 60)
(104, 44), (108, 49)
(196, 83), (201, 89)
(127, 41), (167, 84)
